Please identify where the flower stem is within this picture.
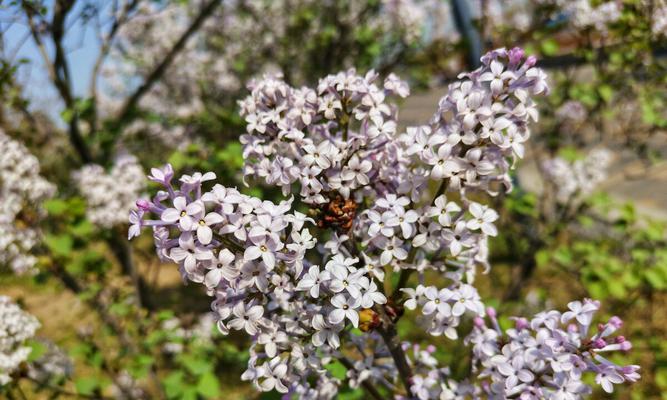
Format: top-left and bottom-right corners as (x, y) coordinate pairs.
(376, 306), (413, 397)
(338, 356), (384, 400)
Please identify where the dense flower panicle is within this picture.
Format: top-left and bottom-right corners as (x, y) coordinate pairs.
(0, 131), (55, 275)
(75, 154), (146, 228)
(466, 300), (639, 398)
(130, 48), (638, 398)
(27, 339), (74, 384)
(542, 148), (612, 204)
(0, 296), (41, 385)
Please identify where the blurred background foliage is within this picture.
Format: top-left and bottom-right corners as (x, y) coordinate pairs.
(0, 0), (666, 398)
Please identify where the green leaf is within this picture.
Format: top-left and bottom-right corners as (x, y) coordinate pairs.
(71, 220), (95, 237)
(535, 250), (550, 267)
(44, 234), (73, 257)
(43, 199), (67, 215)
(181, 354), (212, 374)
(339, 387), (366, 399)
(607, 279), (627, 298)
(182, 388), (199, 400)
(324, 361), (347, 380)
(109, 302), (130, 317)
(61, 108), (75, 123)
(645, 269), (665, 289)
(27, 340), (47, 362)
(196, 372), (221, 398)
(75, 377), (99, 396)
(163, 371), (185, 398)
(598, 84), (614, 103)
(540, 39), (559, 56)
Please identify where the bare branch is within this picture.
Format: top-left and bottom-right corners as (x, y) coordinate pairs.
(23, 1), (94, 163)
(116, 0), (223, 122)
(89, 0), (141, 131)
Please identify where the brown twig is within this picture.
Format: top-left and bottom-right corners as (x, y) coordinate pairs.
(89, 0), (141, 133)
(376, 306), (413, 397)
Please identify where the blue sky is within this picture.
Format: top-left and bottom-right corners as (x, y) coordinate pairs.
(1, 1), (103, 115)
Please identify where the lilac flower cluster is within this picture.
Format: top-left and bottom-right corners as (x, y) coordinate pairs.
(535, 0), (622, 33)
(130, 48), (639, 398)
(74, 154), (145, 228)
(466, 300), (640, 398)
(0, 131), (55, 275)
(27, 339), (73, 384)
(130, 166), (388, 395)
(0, 296), (41, 385)
(542, 148), (612, 204)
(402, 283), (485, 339)
(655, 5), (667, 37)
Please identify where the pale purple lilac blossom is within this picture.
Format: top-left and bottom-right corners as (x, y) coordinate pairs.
(129, 48), (638, 398)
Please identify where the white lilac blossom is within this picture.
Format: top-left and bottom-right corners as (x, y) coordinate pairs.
(542, 148), (612, 204)
(472, 0), (534, 33)
(110, 370), (146, 400)
(555, 100), (587, 125)
(161, 313), (217, 354)
(0, 296), (41, 385)
(537, 0), (622, 33)
(0, 131), (55, 275)
(466, 301), (640, 398)
(130, 48), (638, 398)
(74, 154), (145, 228)
(27, 339), (74, 383)
(654, 4), (667, 37)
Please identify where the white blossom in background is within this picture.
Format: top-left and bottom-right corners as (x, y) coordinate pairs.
(382, 0), (428, 42)
(473, 0), (534, 33)
(74, 154), (145, 228)
(542, 148), (612, 204)
(0, 131), (55, 275)
(653, 4), (667, 37)
(110, 370), (145, 400)
(130, 48), (639, 398)
(101, 0), (457, 150)
(27, 339), (74, 383)
(539, 0), (622, 33)
(555, 99), (587, 124)
(161, 313), (217, 354)
(0, 296), (41, 385)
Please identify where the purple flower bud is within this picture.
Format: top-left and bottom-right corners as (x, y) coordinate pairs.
(486, 307), (496, 318)
(592, 338), (606, 349)
(136, 199), (151, 211)
(615, 335), (625, 343)
(525, 55), (537, 68)
(514, 317), (529, 330)
(609, 316), (623, 328)
(473, 316), (485, 328)
(508, 47), (525, 67)
(619, 341), (632, 351)
(426, 345), (436, 353)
